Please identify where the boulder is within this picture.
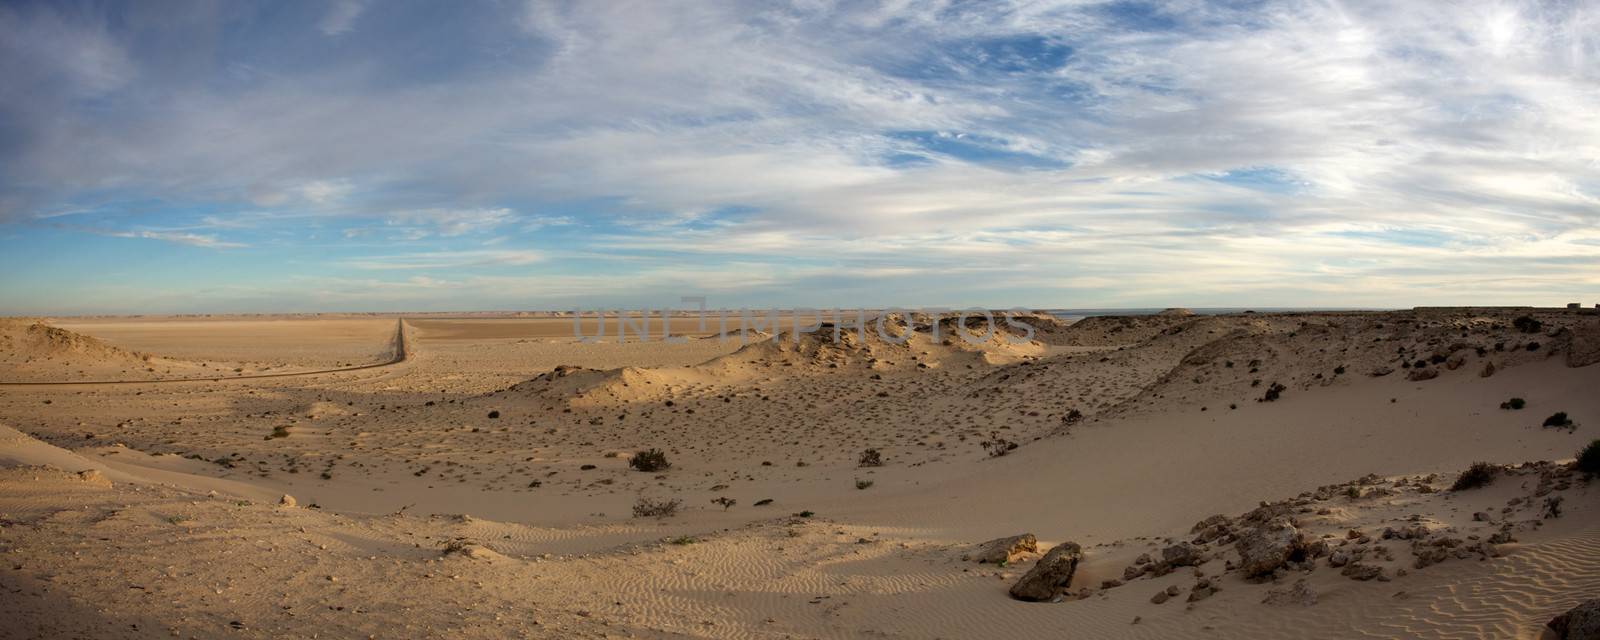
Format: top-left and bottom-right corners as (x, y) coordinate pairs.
(1479, 361), (1496, 378)
(278, 494), (297, 508)
(1235, 517), (1305, 578)
(1548, 599), (1600, 640)
(1162, 542), (1203, 567)
(1340, 563), (1383, 581)
(1008, 542), (1083, 602)
(969, 533), (1038, 564)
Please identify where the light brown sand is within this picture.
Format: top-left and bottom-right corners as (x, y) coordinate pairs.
(1, 309), (1597, 638)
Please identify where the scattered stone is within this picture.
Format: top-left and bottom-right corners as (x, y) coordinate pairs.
(279, 494), (297, 508)
(1407, 368), (1439, 381)
(1262, 579), (1318, 606)
(1186, 578), (1218, 602)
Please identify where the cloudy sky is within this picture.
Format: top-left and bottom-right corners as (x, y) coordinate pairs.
(1, 0), (1596, 314)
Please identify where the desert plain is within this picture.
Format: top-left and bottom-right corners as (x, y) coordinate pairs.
(2, 308), (1598, 639)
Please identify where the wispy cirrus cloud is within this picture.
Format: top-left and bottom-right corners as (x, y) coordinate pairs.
(108, 230), (248, 249)
(339, 249), (543, 270)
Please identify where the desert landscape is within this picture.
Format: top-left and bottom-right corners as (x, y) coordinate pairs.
(3, 307), (1598, 639)
(6, 1), (1599, 638)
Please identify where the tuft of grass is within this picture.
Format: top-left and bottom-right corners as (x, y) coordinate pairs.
(629, 448), (671, 472)
(855, 479), (874, 490)
(711, 496), (736, 511)
(1451, 462), (1498, 491)
(265, 425), (290, 440)
(1500, 397), (1526, 410)
(858, 448), (883, 467)
(669, 536), (698, 545)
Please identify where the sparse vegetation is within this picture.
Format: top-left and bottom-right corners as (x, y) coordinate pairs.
(669, 535), (698, 545)
(1500, 397), (1526, 410)
(980, 433), (1018, 457)
(265, 425), (290, 440)
(1259, 382), (1286, 402)
(1542, 496), (1564, 520)
(629, 448), (671, 472)
(1577, 439), (1600, 475)
(1513, 315), (1543, 334)
(711, 496), (736, 510)
(631, 497), (682, 518)
(858, 448), (883, 467)
(1542, 412), (1573, 429)
(855, 479), (874, 490)
(1451, 462), (1498, 491)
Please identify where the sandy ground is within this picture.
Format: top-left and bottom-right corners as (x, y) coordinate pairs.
(2, 309), (1598, 639)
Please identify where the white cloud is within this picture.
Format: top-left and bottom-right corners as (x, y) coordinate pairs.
(110, 230), (247, 249)
(340, 249), (543, 270)
(318, 0), (368, 36)
(2, 1), (1598, 309)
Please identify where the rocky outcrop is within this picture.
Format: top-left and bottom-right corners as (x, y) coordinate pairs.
(1548, 599), (1600, 640)
(1008, 542), (1083, 602)
(1562, 325), (1600, 368)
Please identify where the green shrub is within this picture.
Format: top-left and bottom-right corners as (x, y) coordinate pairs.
(858, 448), (884, 467)
(1500, 398), (1526, 410)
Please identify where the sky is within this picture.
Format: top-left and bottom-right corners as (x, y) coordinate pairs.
(1, 0), (1597, 314)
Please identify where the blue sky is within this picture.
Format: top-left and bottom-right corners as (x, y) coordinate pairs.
(1, 0), (1597, 314)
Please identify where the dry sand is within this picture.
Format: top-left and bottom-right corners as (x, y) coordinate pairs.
(2, 308), (1598, 638)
